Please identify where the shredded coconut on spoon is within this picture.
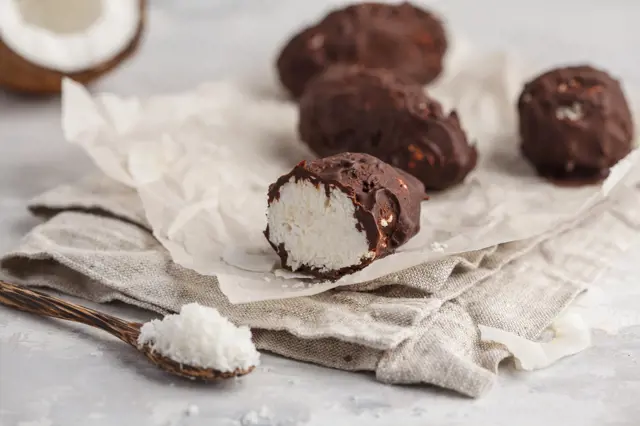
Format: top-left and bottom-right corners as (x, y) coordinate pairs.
(137, 303), (260, 372)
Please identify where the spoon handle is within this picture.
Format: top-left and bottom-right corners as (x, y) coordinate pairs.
(0, 280), (140, 345)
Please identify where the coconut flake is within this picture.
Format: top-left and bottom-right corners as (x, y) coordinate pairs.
(555, 102), (584, 121)
(137, 303), (260, 372)
(478, 311), (591, 371)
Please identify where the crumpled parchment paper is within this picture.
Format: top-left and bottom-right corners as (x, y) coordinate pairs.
(60, 36), (640, 303)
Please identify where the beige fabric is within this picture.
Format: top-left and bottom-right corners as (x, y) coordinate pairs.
(2, 175), (640, 397)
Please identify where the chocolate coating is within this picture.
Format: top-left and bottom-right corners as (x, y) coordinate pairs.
(298, 65), (477, 190)
(276, 1), (447, 98)
(265, 152), (425, 280)
(518, 65), (634, 184)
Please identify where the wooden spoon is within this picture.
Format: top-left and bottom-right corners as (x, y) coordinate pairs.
(0, 280), (255, 381)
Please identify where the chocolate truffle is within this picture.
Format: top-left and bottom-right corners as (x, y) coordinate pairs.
(518, 65), (634, 184)
(298, 65), (477, 190)
(265, 152), (425, 280)
(276, 1), (447, 98)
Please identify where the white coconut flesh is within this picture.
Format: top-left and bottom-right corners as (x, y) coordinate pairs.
(0, 0), (140, 73)
(267, 177), (376, 274)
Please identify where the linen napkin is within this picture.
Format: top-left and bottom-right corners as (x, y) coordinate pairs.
(3, 173), (640, 397)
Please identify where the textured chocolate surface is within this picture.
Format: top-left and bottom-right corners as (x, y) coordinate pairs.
(265, 152), (425, 280)
(276, 1), (447, 98)
(518, 65), (634, 185)
(298, 65), (477, 190)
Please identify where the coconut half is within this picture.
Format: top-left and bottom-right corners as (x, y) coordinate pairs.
(0, 0), (145, 94)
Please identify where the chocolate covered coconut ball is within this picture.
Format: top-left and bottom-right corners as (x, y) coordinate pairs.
(518, 65), (634, 184)
(276, 1), (447, 98)
(265, 152), (425, 281)
(298, 65), (477, 191)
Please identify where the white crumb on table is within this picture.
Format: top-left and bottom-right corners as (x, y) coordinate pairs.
(258, 405), (273, 419)
(430, 242), (448, 252)
(186, 404), (200, 416)
(240, 405), (273, 425)
(137, 303), (260, 372)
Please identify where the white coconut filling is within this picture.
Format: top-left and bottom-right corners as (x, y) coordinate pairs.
(0, 0), (140, 72)
(267, 177), (374, 273)
(556, 102), (584, 121)
(137, 303), (260, 372)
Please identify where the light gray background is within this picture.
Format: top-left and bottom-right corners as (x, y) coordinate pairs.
(1, 0), (639, 425)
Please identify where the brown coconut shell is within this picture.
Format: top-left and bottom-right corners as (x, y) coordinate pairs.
(0, 0), (146, 95)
